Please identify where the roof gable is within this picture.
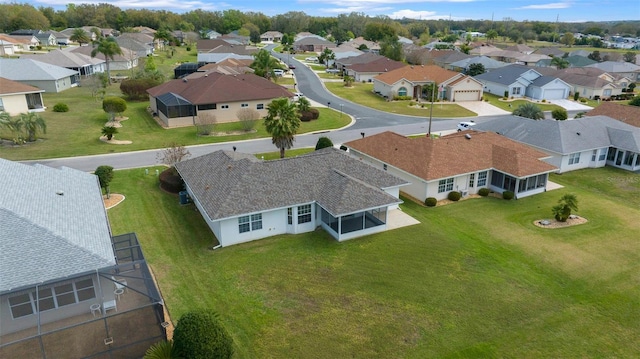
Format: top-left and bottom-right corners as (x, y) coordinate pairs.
(0, 77), (43, 95)
(0, 58), (79, 81)
(374, 64), (461, 85)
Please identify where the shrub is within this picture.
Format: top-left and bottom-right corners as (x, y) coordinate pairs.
(573, 92), (580, 101)
(173, 310), (234, 359)
(425, 197), (438, 207)
(579, 97), (588, 103)
(101, 125), (118, 140)
(478, 188), (490, 197)
(159, 167), (184, 193)
(53, 103), (69, 112)
(120, 77), (162, 100)
(552, 193), (578, 222)
(552, 108), (568, 121)
(502, 191), (514, 200)
(315, 136), (333, 150)
(300, 108), (320, 121)
(102, 97), (127, 121)
(629, 95), (640, 107)
(186, 46), (191, 51)
(448, 191), (461, 201)
(393, 95), (413, 101)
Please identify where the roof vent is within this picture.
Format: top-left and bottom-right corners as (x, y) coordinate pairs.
(183, 78), (188, 82)
(576, 132), (581, 136)
(56, 190), (64, 196)
(465, 134), (471, 140)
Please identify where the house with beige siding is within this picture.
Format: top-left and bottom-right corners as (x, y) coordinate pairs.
(0, 78), (45, 115)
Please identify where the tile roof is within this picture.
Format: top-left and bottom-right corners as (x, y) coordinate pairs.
(0, 77), (43, 95)
(345, 131), (556, 181)
(0, 160), (115, 292)
(147, 72), (293, 103)
(586, 102), (640, 128)
(374, 64), (461, 85)
(474, 115), (640, 154)
(0, 58), (79, 81)
(175, 148), (407, 220)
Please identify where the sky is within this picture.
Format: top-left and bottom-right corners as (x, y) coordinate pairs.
(8, 0), (640, 22)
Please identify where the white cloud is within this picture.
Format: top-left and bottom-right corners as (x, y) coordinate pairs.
(35, 0), (227, 11)
(515, 2), (572, 10)
(389, 9), (440, 20)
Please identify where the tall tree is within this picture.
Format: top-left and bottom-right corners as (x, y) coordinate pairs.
(91, 37), (123, 84)
(513, 103), (544, 120)
(250, 49), (282, 78)
(264, 97), (301, 158)
(70, 28), (90, 46)
(560, 32), (575, 47)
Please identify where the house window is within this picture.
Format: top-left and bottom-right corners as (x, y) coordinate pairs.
(257, 104), (264, 110)
(8, 278), (96, 319)
(287, 208), (293, 225)
(469, 173), (475, 188)
(298, 204), (312, 224)
(623, 151), (634, 166)
(438, 178), (454, 193)
(599, 149), (606, 161)
(197, 103), (217, 110)
(221, 104), (229, 109)
(603, 89), (612, 96)
(398, 87), (408, 97)
(511, 87), (521, 95)
(477, 171), (488, 186)
(591, 150), (597, 161)
(241, 103), (249, 108)
(238, 214), (262, 233)
(568, 152), (580, 165)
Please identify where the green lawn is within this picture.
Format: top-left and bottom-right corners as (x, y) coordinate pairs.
(483, 93), (565, 112)
(325, 82), (477, 118)
(106, 165), (640, 358)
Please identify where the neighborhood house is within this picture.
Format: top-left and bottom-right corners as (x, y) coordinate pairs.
(175, 148), (410, 247)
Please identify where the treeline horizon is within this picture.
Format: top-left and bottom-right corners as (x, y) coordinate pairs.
(1, 2), (639, 45)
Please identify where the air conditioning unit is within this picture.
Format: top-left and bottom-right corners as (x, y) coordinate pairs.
(461, 190), (469, 197)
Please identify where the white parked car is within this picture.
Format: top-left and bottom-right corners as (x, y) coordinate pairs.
(292, 92), (304, 101)
(305, 56), (318, 62)
(457, 121), (476, 131)
(273, 69), (285, 77)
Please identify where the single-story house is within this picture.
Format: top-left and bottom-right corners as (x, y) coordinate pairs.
(0, 39), (15, 56)
(473, 115), (640, 173)
(374, 64), (484, 102)
(535, 55), (597, 69)
(447, 55), (508, 73)
(534, 47), (566, 57)
(69, 45), (138, 70)
(536, 66), (630, 100)
(474, 64), (571, 100)
(147, 72), (293, 127)
(341, 37), (381, 53)
(344, 56), (405, 82)
(586, 61), (640, 82)
(0, 77), (45, 115)
(0, 34), (36, 51)
(334, 53), (383, 73)
(260, 31), (283, 42)
(0, 58), (80, 93)
(202, 30), (221, 39)
(175, 148), (410, 247)
(60, 27), (98, 43)
(293, 36), (334, 53)
(115, 33), (154, 57)
(20, 49), (106, 76)
(345, 131), (557, 201)
(0, 159), (166, 358)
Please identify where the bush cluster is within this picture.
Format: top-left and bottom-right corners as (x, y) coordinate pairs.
(159, 168), (184, 193)
(53, 103), (69, 112)
(447, 191), (461, 201)
(478, 188), (490, 197)
(173, 310), (234, 359)
(120, 78), (163, 100)
(424, 197), (437, 207)
(300, 108), (320, 121)
(315, 136), (333, 150)
(502, 191), (514, 200)
(393, 95), (413, 101)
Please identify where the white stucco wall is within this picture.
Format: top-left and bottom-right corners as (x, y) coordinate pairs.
(0, 93), (30, 115)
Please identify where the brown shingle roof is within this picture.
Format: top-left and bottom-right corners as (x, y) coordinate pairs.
(586, 102), (640, 128)
(348, 57), (405, 73)
(147, 73), (292, 104)
(0, 77), (43, 95)
(345, 131), (556, 180)
(374, 64), (461, 85)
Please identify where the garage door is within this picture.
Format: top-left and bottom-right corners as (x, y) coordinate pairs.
(543, 89), (566, 100)
(453, 90), (480, 102)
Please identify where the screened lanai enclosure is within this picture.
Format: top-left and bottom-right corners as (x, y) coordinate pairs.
(0, 233), (168, 359)
(155, 92), (195, 119)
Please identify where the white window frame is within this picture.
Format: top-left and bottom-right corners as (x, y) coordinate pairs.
(568, 152), (580, 165)
(477, 171), (488, 186)
(298, 204), (312, 224)
(238, 213), (262, 233)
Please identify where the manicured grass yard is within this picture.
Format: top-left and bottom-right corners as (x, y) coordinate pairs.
(325, 82), (477, 118)
(107, 165), (640, 358)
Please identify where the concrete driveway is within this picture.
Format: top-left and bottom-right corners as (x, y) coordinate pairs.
(456, 101), (511, 116)
(546, 99), (593, 111)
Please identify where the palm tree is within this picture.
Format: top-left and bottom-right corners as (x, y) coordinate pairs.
(552, 193), (578, 222)
(250, 49), (282, 79)
(17, 113), (46, 142)
(264, 97), (301, 158)
(70, 28), (90, 45)
(551, 56), (570, 69)
(0, 111), (11, 130)
(296, 97), (311, 113)
(91, 37), (123, 85)
(101, 125), (118, 140)
(513, 103), (545, 120)
(343, 75), (354, 87)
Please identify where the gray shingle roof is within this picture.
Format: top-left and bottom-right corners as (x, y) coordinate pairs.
(175, 148), (408, 220)
(474, 64), (533, 85)
(474, 115), (640, 154)
(0, 58), (79, 81)
(0, 160), (115, 292)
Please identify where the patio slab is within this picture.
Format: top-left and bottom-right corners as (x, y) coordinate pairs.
(387, 208), (420, 230)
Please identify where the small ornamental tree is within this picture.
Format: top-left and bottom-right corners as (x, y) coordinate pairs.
(236, 108), (259, 132)
(102, 97), (127, 121)
(173, 310), (234, 359)
(552, 193), (578, 222)
(315, 136), (334, 150)
(552, 108), (568, 121)
(95, 165), (114, 199)
(101, 125), (118, 140)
